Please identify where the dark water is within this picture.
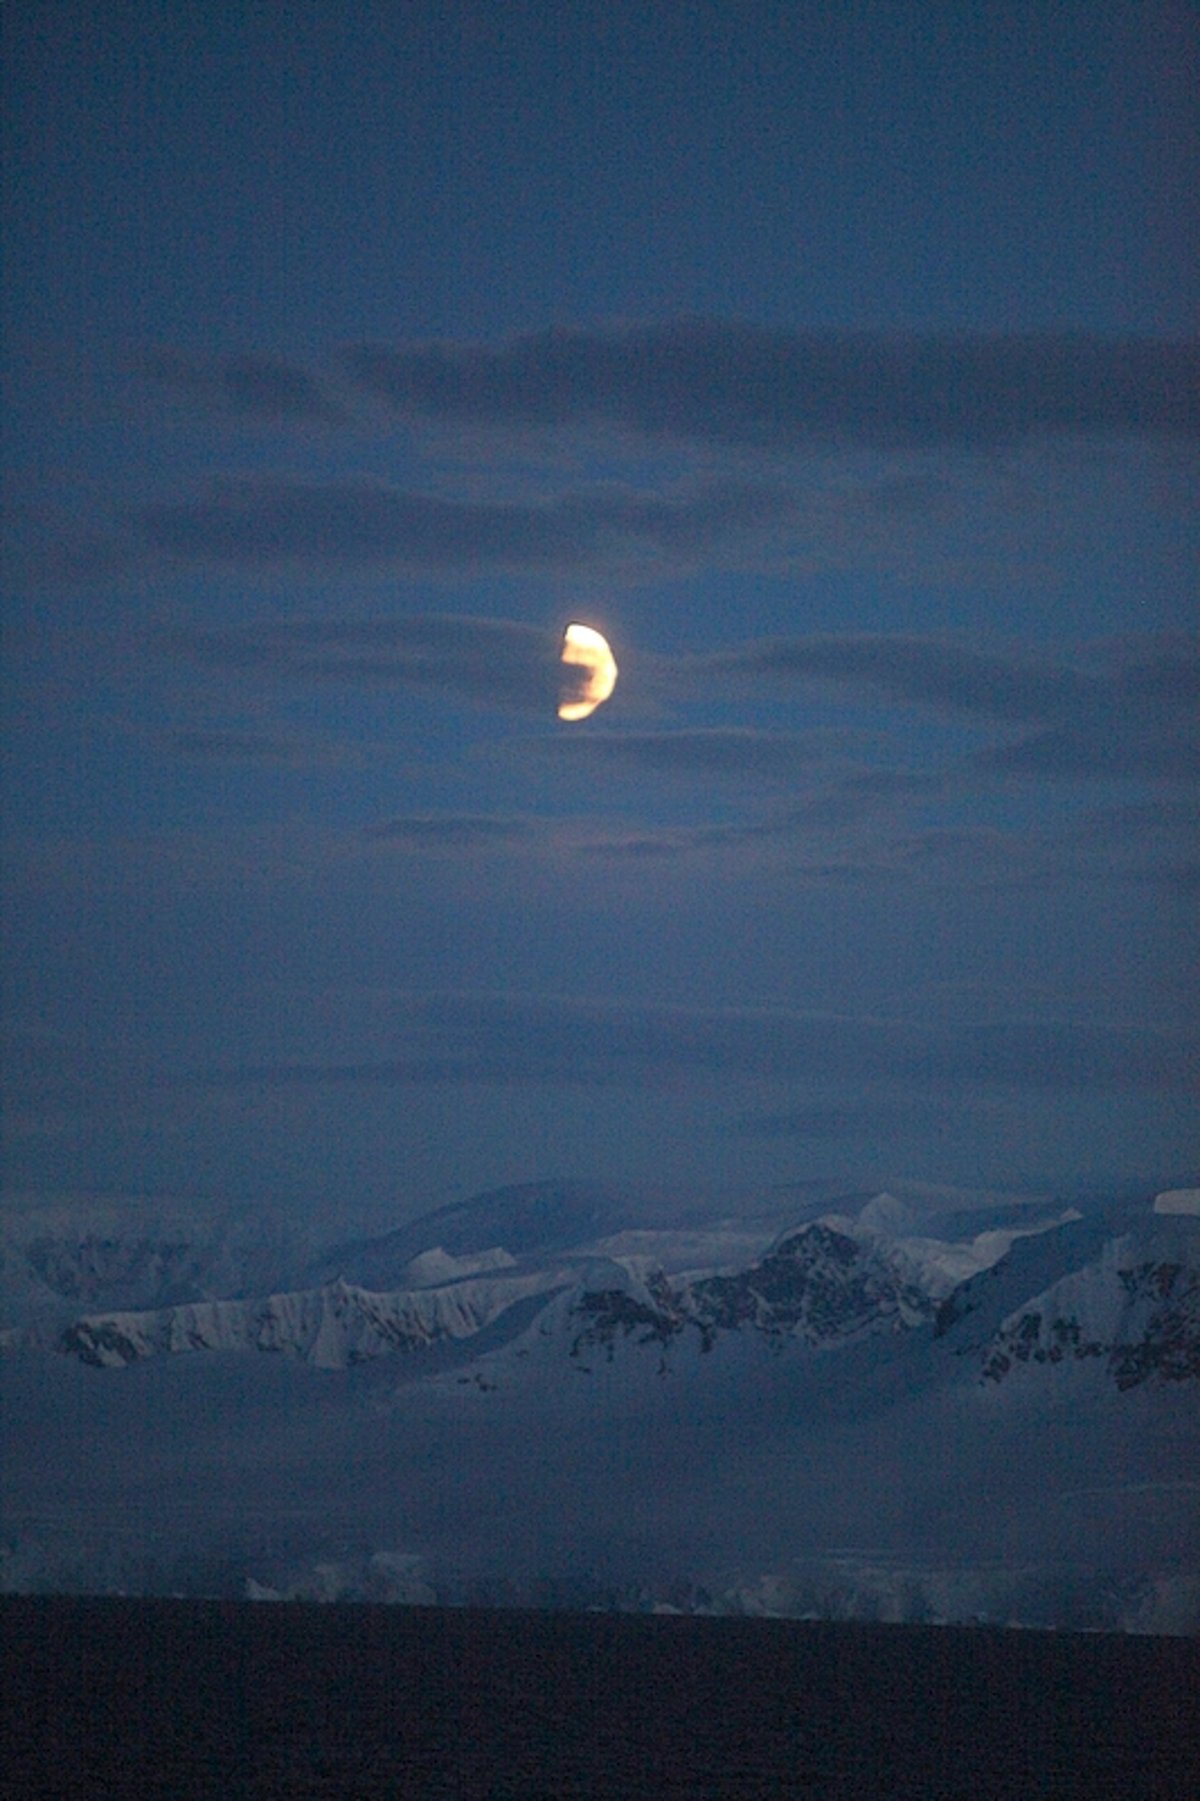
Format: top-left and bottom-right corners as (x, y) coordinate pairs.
(2, 1597), (1197, 1799)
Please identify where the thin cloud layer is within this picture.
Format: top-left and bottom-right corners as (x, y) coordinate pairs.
(976, 725), (1199, 782)
(176, 614), (564, 713)
(157, 727), (360, 767)
(128, 474), (783, 572)
(364, 815), (539, 849)
(685, 631), (1199, 783)
(191, 992), (1195, 1096)
(122, 324), (1199, 454)
(22, 326), (1191, 600)
(174, 617), (1198, 784)
(533, 727), (829, 782)
(342, 322), (1199, 449)
(691, 633), (1093, 719)
(136, 348), (339, 423)
(0, 997), (1072, 1114)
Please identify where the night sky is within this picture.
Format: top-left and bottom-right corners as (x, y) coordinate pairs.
(3, 2), (1196, 1228)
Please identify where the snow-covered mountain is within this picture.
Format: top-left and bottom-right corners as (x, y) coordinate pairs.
(2, 1179), (1197, 1629)
(0, 1200), (1002, 1367)
(19, 1184), (1191, 1391)
(974, 1220), (1200, 1390)
(56, 1266), (569, 1370)
(562, 1220), (935, 1370)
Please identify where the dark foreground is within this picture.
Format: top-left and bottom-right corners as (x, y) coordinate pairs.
(2, 1597), (1197, 1800)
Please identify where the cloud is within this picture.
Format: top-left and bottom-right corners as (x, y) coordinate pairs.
(571, 819), (793, 860)
(677, 630), (1199, 785)
(364, 814), (539, 849)
(531, 727), (829, 782)
(1074, 798), (1198, 840)
(360, 804), (877, 867)
(1151, 863), (1200, 895)
(0, 1027), (170, 1121)
(173, 613), (1198, 782)
(135, 347), (339, 423)
(691, 633), (1092, 720)
(156, 727), (361, 767)
(970, 636), (1200, 783)
(175, 613), (563, 713)
(975, 725), (1199, 782)
(185, 992), (1195, 1097)
(176, 615), (1054, 728)
(1117, 636), (1200, 709)
(726, 1104), (874, 1138)
(1063, 802), (1200, 890)
(0, 498), (135, 590)
(128, 473), (784, 572)
(342, 321), (1199, 450)
(9, 993), (1192, 1144)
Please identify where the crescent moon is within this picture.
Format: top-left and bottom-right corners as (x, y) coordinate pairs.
(557, 623), (618, 722)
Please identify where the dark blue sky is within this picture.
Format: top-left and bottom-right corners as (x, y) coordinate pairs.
(3, 1), (1196, 1223)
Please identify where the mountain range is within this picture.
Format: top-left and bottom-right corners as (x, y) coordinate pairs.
(2, 1180), (1197, 1630)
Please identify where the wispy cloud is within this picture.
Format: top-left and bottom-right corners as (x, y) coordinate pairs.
(22, 995), (1190, 1126)
(189, 992), (1196, 1096)
(174, 613), (563, 713)
(364, 814), (539, 849)
(155, 726), (362, 767)
(172, 617), (1198, 787)
(968, 635), (1200, 784)
(127, 473), (784, 573)
(682, 631), (1200, 784)
(975, 724), (1199, 782)
(13, 326), (1194, 602)
(688, 632), (1092, 719)
(341, 322), (1199, 450)
(527, 727), (830, 783)
(122, 324), (1199, 451)
(725, 1104), (872, 1139)
(135, 347), (340, 423)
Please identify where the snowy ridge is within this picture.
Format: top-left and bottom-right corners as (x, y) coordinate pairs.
(1155, 1188), (1200, 1217)
(56, 1266), (569, 1370)
(933, 1214), (1121, 1346)
(402, 1245), (518, 1287)
(980, 1220), (1200, 1388)
(829, 1192), (1085, 1300)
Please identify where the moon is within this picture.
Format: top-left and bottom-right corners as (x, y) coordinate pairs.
(557, 622), (618, 722)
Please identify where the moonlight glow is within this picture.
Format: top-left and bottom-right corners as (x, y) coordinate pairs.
(558, 623), (618, 721)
